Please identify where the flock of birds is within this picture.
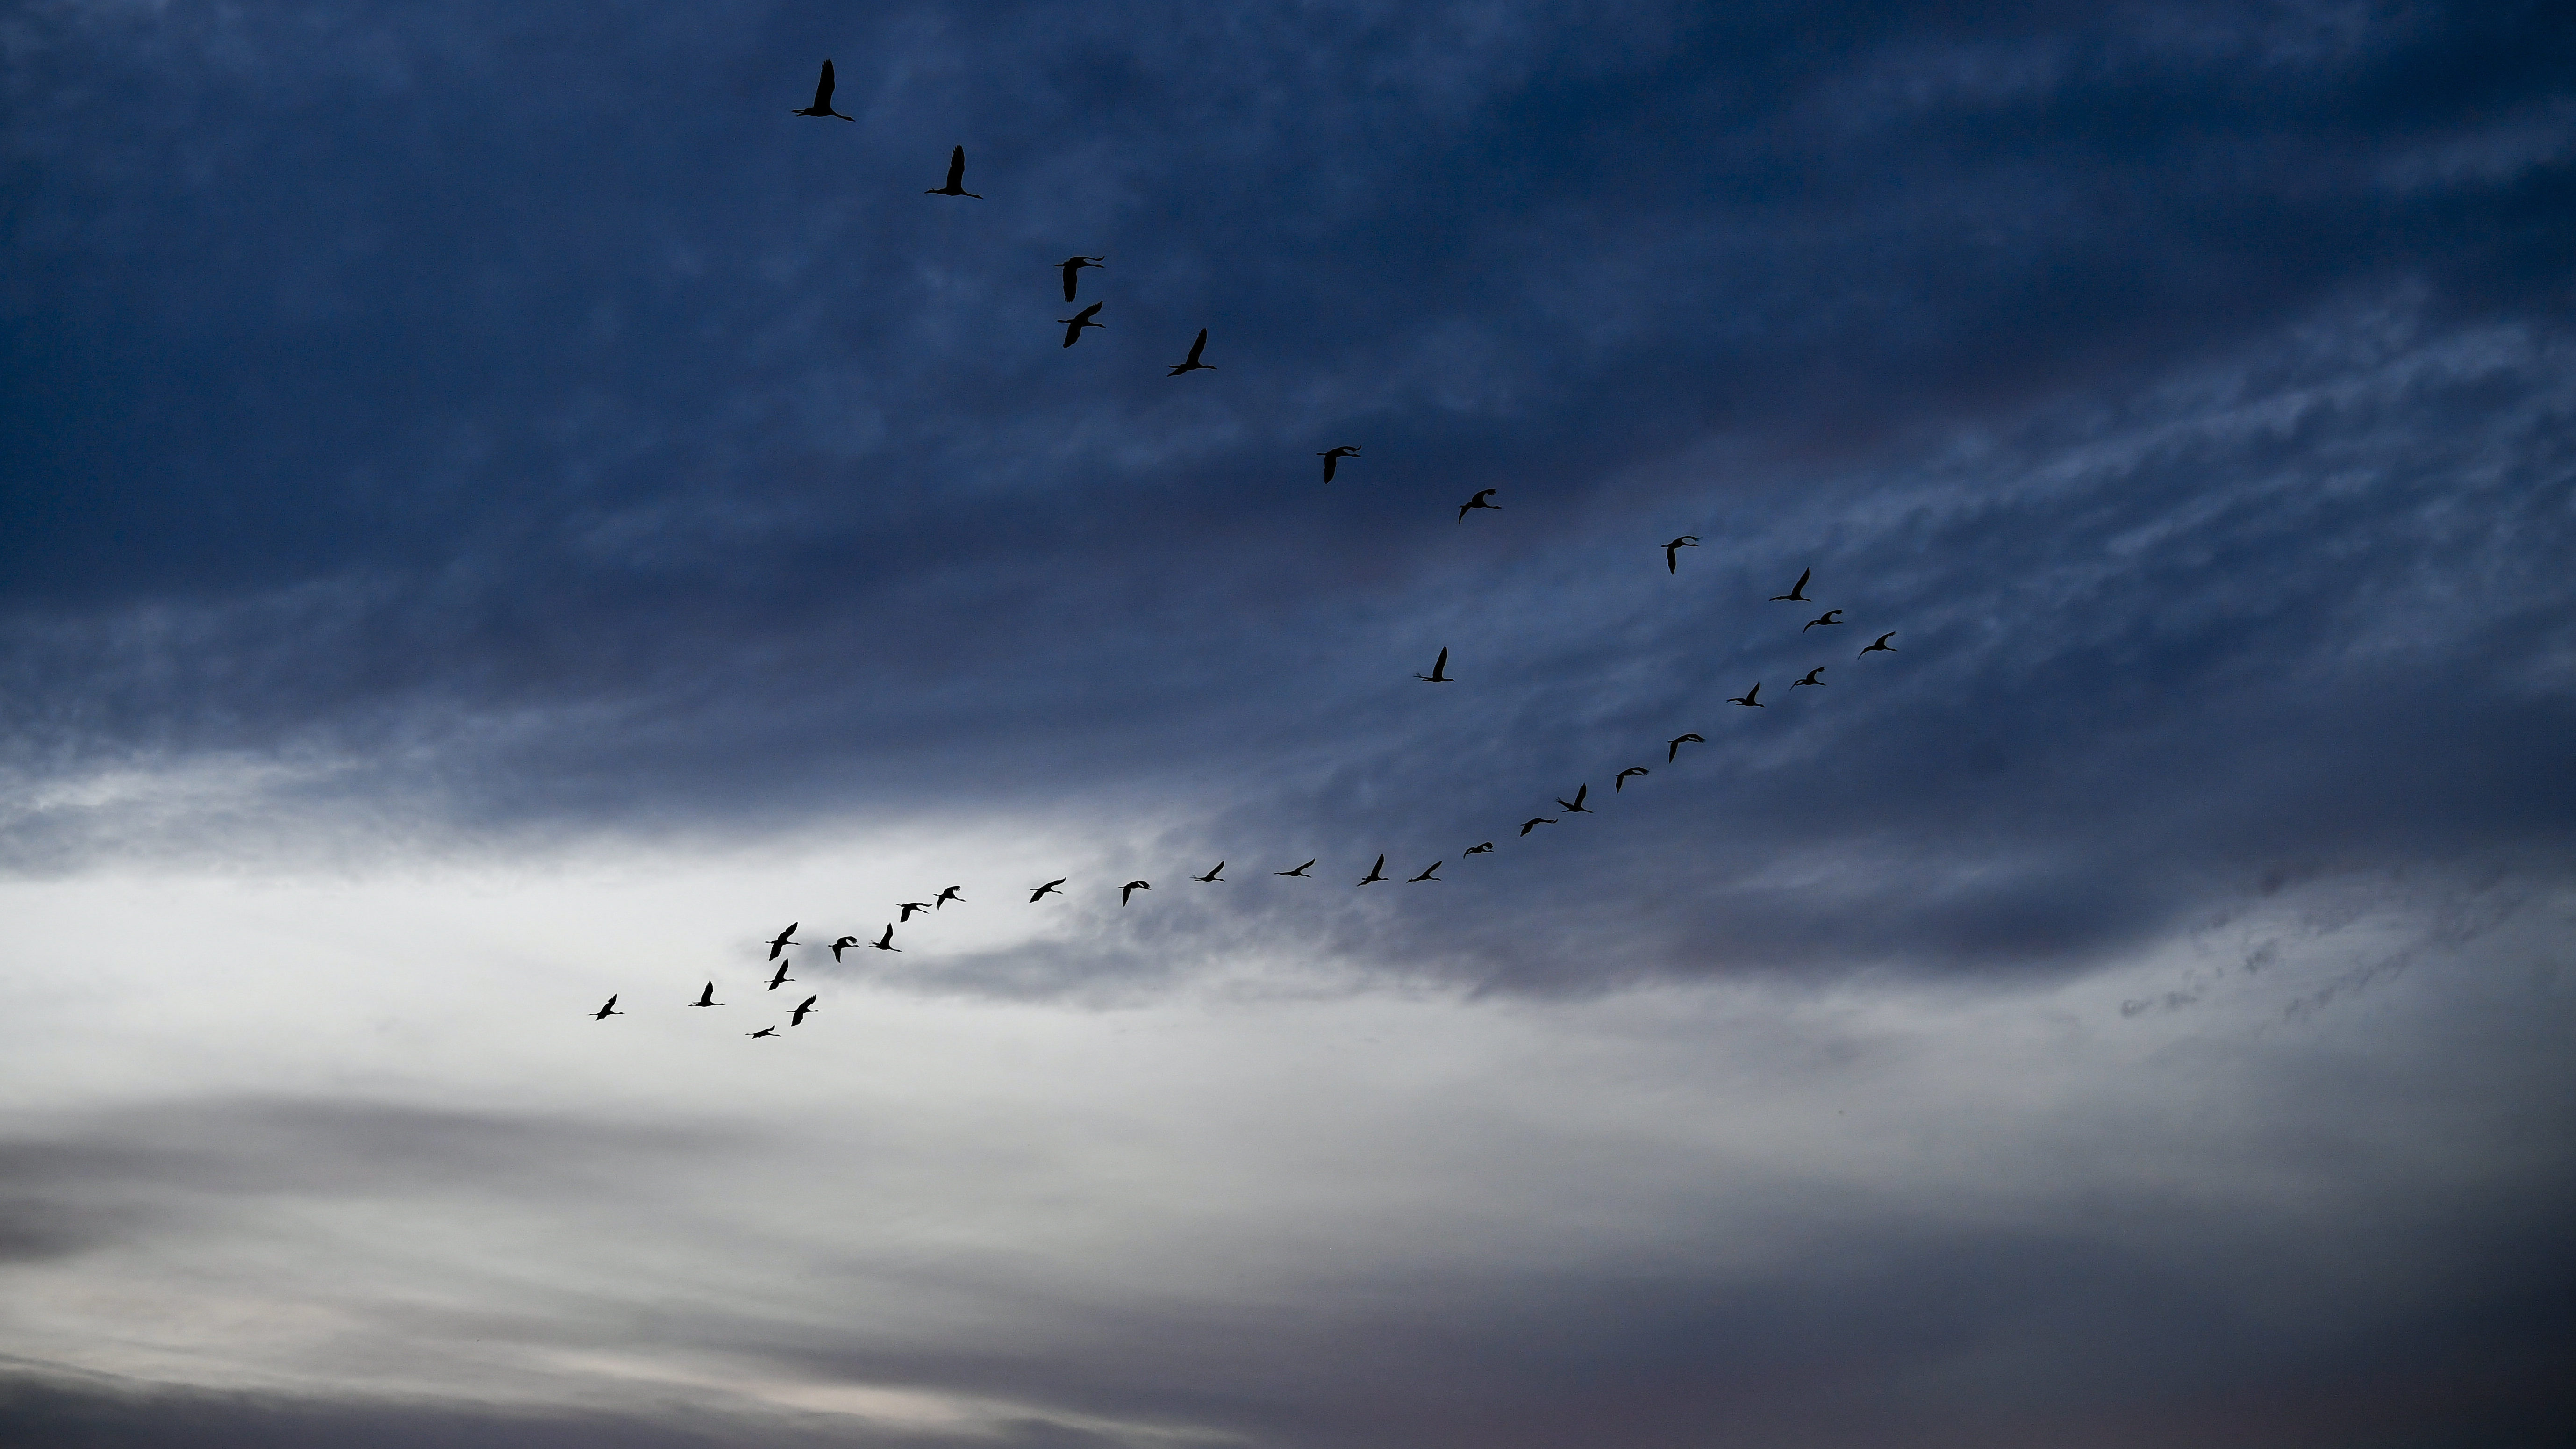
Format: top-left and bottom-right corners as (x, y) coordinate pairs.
(589, 62), (1904, 1036)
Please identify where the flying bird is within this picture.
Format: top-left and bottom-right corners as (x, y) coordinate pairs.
(1357, 855), (1388, 885)
(1120, 880), (1151, 905)
(926, 145), (981, 197)
(749, 1026), (779, 1038)
(1276, 860), (1316, 877)
(791, 60), (854, 121)
(1464, 842), (1495, 854)
(1860, 632), (1897, 657)
(1058, 301), (1105, 348)
(1519, 817), (1557, 836)
(1193, 861), (1226, 882)
(1667, 733), (1704, 763)
(898, 901), (934, 922)
(1663, 536), (1700, 573)
(766, 962), (793, 990)
(1803, 610), (1844, 631)
(1058, 255), (1103, 302)
(591, 995), (623, 1020)
(1030, 879), (1066, 902)
(1556, 784), (1591, 813)
(791, 995), (819, 1026)
(687, 982), (722, 1008)
(1457, 488), (1499, 523)
(767, 924), (798, 960)
(1166, 328), (1214, 375)
(1615, 767), (1650, 791)
(934, 886), (964, 907)
(829, 935), (858, 962)
(1771, 568), (1811, 602)
(1318, 445), (1360, 481)
(869, 924), (900, 952)
(1415, 647), (1453, 683)
(1794, 667), (1825, 687)
(1730, 683), (1764, 707)
(1408, 861), (1443, 882)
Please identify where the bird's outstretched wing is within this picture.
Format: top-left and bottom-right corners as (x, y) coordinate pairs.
(814, 61), (836, 110)
(946, 146), (967, 189)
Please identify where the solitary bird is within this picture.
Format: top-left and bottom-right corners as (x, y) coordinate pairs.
(1357, 855), (1388, 885)
(1193, 861), (1225, 882)
(1729, 683), (1764, 707)
(1556, 784), (1592, 813)
(1464, 842), (1495, 854)
(1058, 301), (1105, 348)
(898, 901), (935, 922)
(1793, 667), (1825, 688)
(869, 924), (900, 952)
(1667, 733), (1704, 763)
(1803, 610), (1844, 631)
(1058, 255), (1103, 302)
(1664, 536), (1700, 573)
(767, 924), (799, 961)
(1771, 568), (1811, 602)
(766, 962), (794, 990)
(1120, 880), (1151, 905)
(1276, 860), (1316, 877)
(1166, 328), (1215, 375)
(1030, 878), (1067, 902)
(749, 1026), (780, 1039)
(791, 60), (854, 121)
(829, 935), (859, 962)
(1318, 445), (1360, 482)
(935, 887), (964, 909)
(926, 145), (981, 197)
(591, 995), (623, 1020)
(791, 995), (819, 1026)
(1520, 817), (1557, 836)
(1457, 488), (1499, 523)
(1408, 861), (1443, 882)
(1615, 767), (1650, 791)
(688, 982), (722, 1008)
(1860, 632), (1897, 657)
(1415, 647), (1453, 683)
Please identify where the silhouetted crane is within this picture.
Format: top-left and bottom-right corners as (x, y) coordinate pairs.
(792, 61), (854, 121)
(1058, 255), (1103, 302)
(1167, 329), (1214, 375)
(926, 145), (981, 197)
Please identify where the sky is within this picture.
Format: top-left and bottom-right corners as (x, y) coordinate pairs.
(3, 1), (2573, 1444)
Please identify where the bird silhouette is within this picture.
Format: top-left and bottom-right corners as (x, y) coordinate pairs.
(1664, 536), (1700, 573)
(926, 145), (981, 197)
(1667, 733), (1704, 763)
(1408, 861), (1442, 882)
(1803, 610), (1844, 631)
(1318, 445), (1360, 481)
(688, 982), (722, 1008)
(791, 60), (854, 121)
(1771, 568), (1811, 602)
(1464, 841), (1495, 854)
(767, 924), (798, 961)
(829, 935), (859, 962)
(591, 995), (623, 1020)
(791, 995), (819, 1026)
(1793, 667), (1825, 687)
(1058, 255), (1103, 302)
(869, 924), (900, 952)
(1615, 767), (1649, 791)
(1457, 488), (1499, 523)
(1357, 854), (1388, 885)
(1058, 301), (1105, 348)
(1556, 784), (1591, 813)
(1277, 860), (1316, 877)
(1520, 817), (1557, 836)
(749, 1026), (780, 1038)
(1860, 632), (1897, 657)
(1120, 880), (1151, 905)
(1167, 329), (1214, 375)
(1729, 683), (1764, 707)
(934, 886), (964, 908)
(1416, 647), (1453, 683)
(1030, 879), (1066, 902)
(766, 962), (794, 990)
(1193, 861), (1225, 882)
(898, 901), (934, 922)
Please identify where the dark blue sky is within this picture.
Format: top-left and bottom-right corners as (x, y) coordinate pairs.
(4, 3), (2574, 1445)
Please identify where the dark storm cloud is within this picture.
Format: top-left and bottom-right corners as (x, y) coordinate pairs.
(5, 0), (2572, 981)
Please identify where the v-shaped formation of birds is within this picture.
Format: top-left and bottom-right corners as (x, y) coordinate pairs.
(588, 63), (1905, 1036)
